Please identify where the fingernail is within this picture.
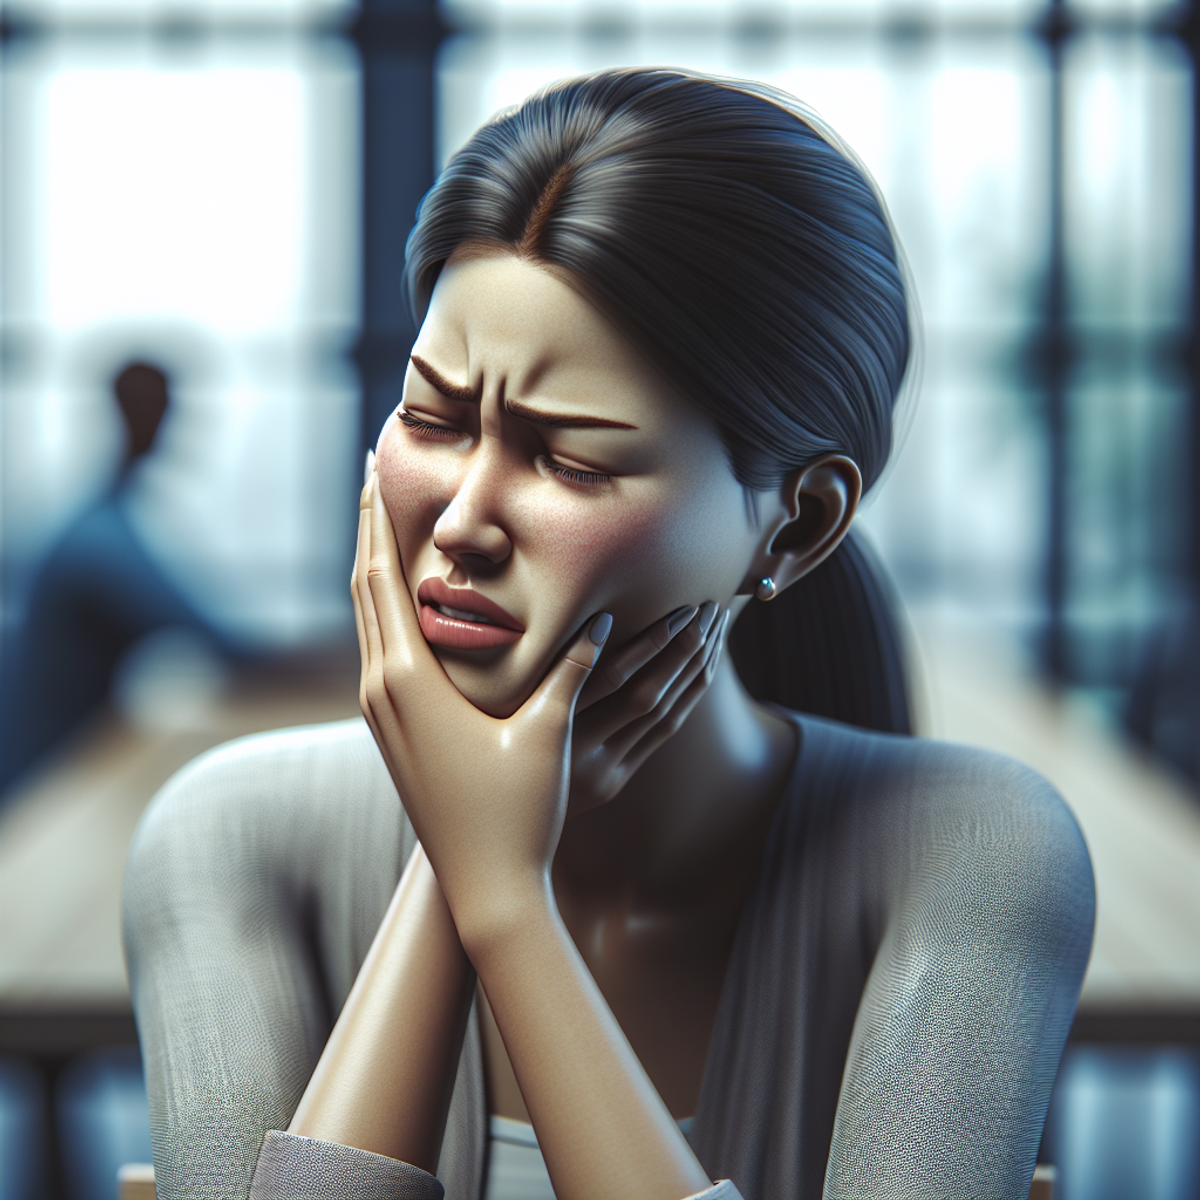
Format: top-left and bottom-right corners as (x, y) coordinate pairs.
(363, 448), (376, 485)
(666, 605), (698, 638)
(712, 621), (728, 670)
(698, 601), (719, 637)
(718, 610), (732, 644)
(589, 612), (613, 645)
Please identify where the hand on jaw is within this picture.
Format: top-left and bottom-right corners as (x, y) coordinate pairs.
(294, 461), (722, 1200)
(353, 463), (610, 937)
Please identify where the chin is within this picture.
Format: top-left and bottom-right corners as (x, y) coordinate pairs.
(434, 652), (532, 720)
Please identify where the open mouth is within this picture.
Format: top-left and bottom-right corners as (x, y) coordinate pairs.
(433, 602), (498, 625)
(416, 578), (523, 651)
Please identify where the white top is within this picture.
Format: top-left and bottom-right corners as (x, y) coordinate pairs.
(485, 1115), (695, 1200)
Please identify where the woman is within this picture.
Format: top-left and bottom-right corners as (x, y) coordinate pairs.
(123, 68), (1094, 1200)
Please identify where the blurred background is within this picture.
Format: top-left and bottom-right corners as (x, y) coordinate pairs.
(0, 0), (1198, 1196)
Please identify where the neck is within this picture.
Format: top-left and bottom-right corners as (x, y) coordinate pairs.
(554, 656), (796, 914)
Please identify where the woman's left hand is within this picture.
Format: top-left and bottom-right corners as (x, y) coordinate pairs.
(352, 464), (608, 934)
(569, 602), (729, 813)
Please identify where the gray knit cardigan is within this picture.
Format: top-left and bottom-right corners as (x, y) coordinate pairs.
(123, 712), (1094, 1200)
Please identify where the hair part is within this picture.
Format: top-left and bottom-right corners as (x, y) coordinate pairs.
(517, 163), (574, 257)
(404, 67), (912, 495)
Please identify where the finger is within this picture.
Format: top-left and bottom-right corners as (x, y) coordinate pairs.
(648, 604), (720, 715)
(614, 613), (729, 775)
(601, 608), (725, 761)
(355, 480), (385, 674)
(351, 555), (369, 676)
(577, 604), (699, 711)
(366, 467), (425, 674)
(351, 496), (368, 621)
(570, 616), (725, 810)
(580, 601), (719, 745)
(576, 600), (717, 744)
(354, 495), (392, 736)
(351, 526), (367, 653)
(523, 613), (612, 725)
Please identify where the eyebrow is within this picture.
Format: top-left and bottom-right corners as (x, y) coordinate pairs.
(411, 355), (475, 403)
(410, 355), (637, 431)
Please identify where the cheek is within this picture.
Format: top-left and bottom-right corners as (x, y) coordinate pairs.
(375, 423), (451, 548)
(524, 486), (739, 630)
(531, 500), (657, 587)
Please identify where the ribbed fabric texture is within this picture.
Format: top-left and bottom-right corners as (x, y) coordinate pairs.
(125, 713), (1094, 1200)
(250, 1130), (445, 1199)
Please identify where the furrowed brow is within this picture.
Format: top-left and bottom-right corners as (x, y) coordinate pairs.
(411, 355), (475, 403)
(410, 354), (637, 429)
(505, 398), (637, 431)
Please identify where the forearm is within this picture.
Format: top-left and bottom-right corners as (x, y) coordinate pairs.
(461, 883), (711, 1200)
(288, 844), (474, 1173)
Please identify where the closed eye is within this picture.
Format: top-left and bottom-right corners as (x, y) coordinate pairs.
(398, 409), (462, 440)
(539, 457), (612, 487)
(401, 408), (611, 486)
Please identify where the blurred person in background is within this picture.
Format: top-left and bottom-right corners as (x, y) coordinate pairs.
(0, 360), (226, 800)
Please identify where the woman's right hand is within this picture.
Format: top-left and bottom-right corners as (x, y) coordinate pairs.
(352, 463), (612, 938)
(570, 603), (729, 813)
(353, 461), (717, 1200)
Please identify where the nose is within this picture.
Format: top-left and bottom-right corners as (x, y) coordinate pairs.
(432, 441), (515, 568)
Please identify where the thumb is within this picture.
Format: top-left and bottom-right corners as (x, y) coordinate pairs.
(521, 612), (613, 724)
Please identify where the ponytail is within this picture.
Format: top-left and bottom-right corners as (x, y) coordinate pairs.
(729, 529), (912, 735)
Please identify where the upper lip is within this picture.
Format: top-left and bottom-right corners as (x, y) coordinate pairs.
(416, 577), (524, 632)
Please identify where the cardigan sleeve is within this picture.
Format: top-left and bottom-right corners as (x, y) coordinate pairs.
(823, 745), (1095, 1199)
(248, 1131), (444, 1200)
(687, 1182), (744, 1200)
(247, 1130), (743, 1200)
(123, 721), (414, 1200)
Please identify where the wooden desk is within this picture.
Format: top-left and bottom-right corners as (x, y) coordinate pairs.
(0, 654), (361, 1054)
(2, 629), (1198, 1048)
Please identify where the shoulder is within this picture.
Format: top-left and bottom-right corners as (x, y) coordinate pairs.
(125, 718), (407, 904)
(784, 714), (1096, 939)
(803, 725), (1096, 1196)
(135, 717), (390, 831)
(791, 712), (1086, 842)
(123, 720), (416, 1039)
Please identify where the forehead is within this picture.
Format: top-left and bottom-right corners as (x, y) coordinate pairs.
(413, 252), (693, 428)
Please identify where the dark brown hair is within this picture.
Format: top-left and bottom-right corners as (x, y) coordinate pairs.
(404, 68), (913, 731)
(404, 68), (911, 494)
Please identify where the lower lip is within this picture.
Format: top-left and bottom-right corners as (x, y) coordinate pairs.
(419, 604), (522, 651)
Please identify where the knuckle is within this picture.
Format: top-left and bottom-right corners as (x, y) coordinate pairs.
(649, 625), (674, 653)
(365, 671), (387, 708)
(629, 681), (663, 716)
(665, 705), (690, 735)
(595, 664), (627, 693)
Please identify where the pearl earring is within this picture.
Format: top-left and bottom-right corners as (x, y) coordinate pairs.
(755, 577), (777, 602)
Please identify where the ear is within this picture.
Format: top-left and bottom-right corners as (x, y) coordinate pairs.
(738, 455), (862, 598)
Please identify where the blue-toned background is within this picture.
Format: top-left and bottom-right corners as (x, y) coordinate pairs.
(1, 1), (1198, 1197)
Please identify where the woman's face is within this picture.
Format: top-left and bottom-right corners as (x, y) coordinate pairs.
(376, 251), (763, 717)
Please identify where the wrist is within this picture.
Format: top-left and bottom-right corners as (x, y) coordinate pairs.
(449, 871), (559, 965)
